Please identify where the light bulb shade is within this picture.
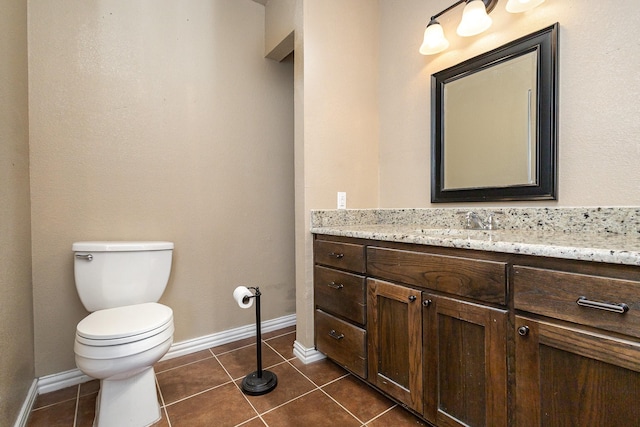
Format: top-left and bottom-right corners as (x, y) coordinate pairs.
(456, 0), (493, 37)
(506, 0), (545, 13)
(419, 21), (450, 55)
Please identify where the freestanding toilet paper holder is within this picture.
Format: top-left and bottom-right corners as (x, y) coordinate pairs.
(238, 287), (278, 395)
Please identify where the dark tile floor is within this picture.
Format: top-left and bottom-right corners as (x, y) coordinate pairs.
(26, 326), (428, 426)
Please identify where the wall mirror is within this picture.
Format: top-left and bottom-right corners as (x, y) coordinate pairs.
(431, 23), (558, 203)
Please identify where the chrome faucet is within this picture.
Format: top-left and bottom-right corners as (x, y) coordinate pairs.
(464, 211), (501, 230)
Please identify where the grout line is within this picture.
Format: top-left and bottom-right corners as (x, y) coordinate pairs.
(72, 384), (80, 427)
(162, 379), (236, 408)
(288, 355), (350, 389)
(263, 330), (296, 342)
(154, 374), (172, 427)
(211, 341), (256, 357)
(222, 334), (309, 426)
(364, 404), (398, 424)
(214, 348), (265, 426)
(257, 387), (320, 417)
(285, 359), (387, 425)
(262, 340), (290, 364)
(155, 353), (216, 374)
(29, 397), (77, 412)
(233, 415), (266, 427)
(317, 385), (365, 425)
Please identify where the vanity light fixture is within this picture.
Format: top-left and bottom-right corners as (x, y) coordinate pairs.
(419, 0), (545, 55)
(456, 0), (495, 37)
(419, 19), (450, 55)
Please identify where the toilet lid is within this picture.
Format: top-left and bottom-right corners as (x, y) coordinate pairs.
(76, 303), (173, 346)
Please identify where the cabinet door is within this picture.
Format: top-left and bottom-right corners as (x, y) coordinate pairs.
(423, 294), (508, 426)
(367, 278), (423, 414)
(515, 315), (640, 426)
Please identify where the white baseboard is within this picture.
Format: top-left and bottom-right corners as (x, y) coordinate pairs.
(293, 340), (326, 364)
(37, 369), (93, 395)
(36, 313), (297, 395)
(13, 379), (38, 427)
(162, 313), (296, 361)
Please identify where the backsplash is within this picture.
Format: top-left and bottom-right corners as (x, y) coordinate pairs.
(311, 207), (640, 235)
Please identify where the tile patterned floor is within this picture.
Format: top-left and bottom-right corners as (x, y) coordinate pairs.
(26, 326), (428, 426)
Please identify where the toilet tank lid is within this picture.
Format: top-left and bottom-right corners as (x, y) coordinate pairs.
(72, 241), (174, 252)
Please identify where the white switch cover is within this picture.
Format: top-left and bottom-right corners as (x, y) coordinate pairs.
(337, 192), (347, 209)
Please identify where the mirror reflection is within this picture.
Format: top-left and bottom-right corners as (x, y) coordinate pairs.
(444, 51), (537, 190)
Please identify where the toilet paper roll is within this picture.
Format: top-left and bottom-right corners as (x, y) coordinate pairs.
(233, 286), (254, 309)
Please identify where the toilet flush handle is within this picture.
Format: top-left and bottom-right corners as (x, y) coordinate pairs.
(75, 253), (93, 261)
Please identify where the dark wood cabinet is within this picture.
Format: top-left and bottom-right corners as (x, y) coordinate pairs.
(513, 265), (640, 426)
(514, 315), (640, 425)
(313, 234), (640, 427)
(367, 278), (423, 413)
(313, 239), (367, 378)
(315, 309), (367, 378)
(423, 294), (508, 426)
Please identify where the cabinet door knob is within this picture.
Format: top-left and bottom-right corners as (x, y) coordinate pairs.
(518, 326), (530, 336)
(408, 295), (417, 302)
(422, 299), (432, 307)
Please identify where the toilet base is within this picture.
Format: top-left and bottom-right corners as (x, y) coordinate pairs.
(94, 367), (160, 427)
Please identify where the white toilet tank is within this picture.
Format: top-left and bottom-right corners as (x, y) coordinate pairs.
(73, 241), (174, 312)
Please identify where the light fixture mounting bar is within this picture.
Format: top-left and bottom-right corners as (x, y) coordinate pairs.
(430, 0), (465, 21)
(430, 0), (498, 21)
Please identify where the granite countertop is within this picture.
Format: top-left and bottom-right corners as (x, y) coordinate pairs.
(310, 208), (640, 267)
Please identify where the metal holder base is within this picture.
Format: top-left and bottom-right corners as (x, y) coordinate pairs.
(239, 286), (278, 396)
(241, 370), (278, 396)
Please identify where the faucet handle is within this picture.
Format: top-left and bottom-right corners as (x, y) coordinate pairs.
(485, 211), (504, 230)
(464, 211), (482, 229)
(486, 214), (496, 230)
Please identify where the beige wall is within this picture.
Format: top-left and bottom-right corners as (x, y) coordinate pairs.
(379, 0), (640, 207)
(289, 0), (640, 351)
(15, 0), (640, 387)
(0, 0), (35, 424)
(294, 0), (380, 348)
(264, 0), (295, 60)
(29, 0), (295, 377)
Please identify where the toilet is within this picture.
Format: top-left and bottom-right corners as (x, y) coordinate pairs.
(72, 241), (175, 427)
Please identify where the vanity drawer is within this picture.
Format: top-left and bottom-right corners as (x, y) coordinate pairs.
(314, 266), (366, 325)
(315, 309), (367, 378)
(314, 240), (366, 273)
(514, 266), (640, 339)
(367, 247), (507, 304)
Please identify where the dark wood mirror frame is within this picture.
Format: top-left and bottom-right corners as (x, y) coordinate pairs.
(431, 23), (558, 203)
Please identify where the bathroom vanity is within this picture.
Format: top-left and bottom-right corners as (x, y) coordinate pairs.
(311, 209), (640, 426)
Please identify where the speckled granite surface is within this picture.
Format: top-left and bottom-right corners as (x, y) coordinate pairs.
(310, 208), (640, 266)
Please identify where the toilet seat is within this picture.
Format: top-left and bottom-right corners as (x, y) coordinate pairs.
(75, 303), (174, 360)
(76, 302), (173, 346)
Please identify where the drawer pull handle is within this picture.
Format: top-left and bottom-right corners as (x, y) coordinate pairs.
(329, 330), (344, 340)
(576, 296), (629, 314)
(329, 252), (344, 259)
(327, 282), (344, 290)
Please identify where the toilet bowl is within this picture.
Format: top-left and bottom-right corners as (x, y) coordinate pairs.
(72, 241), (174, 427)
(74, 303), (173, 426)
